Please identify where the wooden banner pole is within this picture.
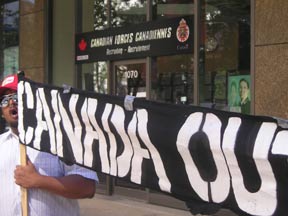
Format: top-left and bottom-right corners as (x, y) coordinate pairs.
(19, 143), (28, 216)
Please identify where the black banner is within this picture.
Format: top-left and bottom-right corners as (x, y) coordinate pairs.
(75, 16), (193, 63)
(18, 77), (288, 216)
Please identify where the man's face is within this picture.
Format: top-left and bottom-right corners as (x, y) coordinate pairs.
(1, 89), (18, 129)
(239, 81), (249, 100)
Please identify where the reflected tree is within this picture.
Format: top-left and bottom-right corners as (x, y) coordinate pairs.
(0, 1), (20, 133)
(92, 0), (146, 94)
(94, 0), (107, 30)
(111, 0), (146, 27)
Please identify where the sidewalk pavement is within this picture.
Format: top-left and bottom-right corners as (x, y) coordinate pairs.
(79, 193), (192, 216)
(79, 194), (236, 216)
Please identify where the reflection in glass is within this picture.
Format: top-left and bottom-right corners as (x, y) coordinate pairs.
(116, 62), (146, 98)
(0, 0), (19, 77)
(114, 61), (147, 191)
(111, 0), (147, 27)
(84, 62), (108, 94)
(199, 0), (250, 113)
(150, 1), (194, 105)
(4, 46), (18, 77)
(151, 54), (193, 105)
(93, 0), (108, 30)
(81, 1), (108, 94)
(94, 62), (108, 93)
(153, 0), (194, 19)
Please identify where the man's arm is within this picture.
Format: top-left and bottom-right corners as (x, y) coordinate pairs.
(14, 159), (96, 199)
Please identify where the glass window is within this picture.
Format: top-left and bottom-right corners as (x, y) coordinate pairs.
(82, 62), (108, 94)
(81, 0), (148, 94)
(93, 0), (108, 30)
(151, 54), (194, 105)
(111, 0), (147, 27)
(153, 0), (194, 19)
(151, 0), (194, 105)
(199, 0), (251, 114)
(81, 0), (109, 94)
(0, 0), (19, 78)
(115, 62), (146, 98)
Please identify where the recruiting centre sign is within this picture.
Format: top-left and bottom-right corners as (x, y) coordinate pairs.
(75, 16), (193, 63)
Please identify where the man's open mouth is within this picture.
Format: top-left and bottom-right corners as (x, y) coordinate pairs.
(10, 108), (18, 118)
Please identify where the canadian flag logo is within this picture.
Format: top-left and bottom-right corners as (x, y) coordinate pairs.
(78, 39), (87, 51)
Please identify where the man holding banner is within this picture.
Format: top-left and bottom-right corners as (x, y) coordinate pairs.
(0, 74), (98, 216)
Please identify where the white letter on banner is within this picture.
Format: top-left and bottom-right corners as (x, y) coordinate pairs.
(101, 103), (116, 175)
(87, 99), (110, 174)
(17, 81), (25, 142)
(81, 98), (99, 167)
(223, 119), (277, 216)
(128, 112), (150, 184)
(33, 89), (48, 150)
(271, 130), (288, 156)
(111, 105), (133, 177)
(18, 81), (34, 144)
(202, 113), (230, 203)
(38, 89), (56, 154)
(58, 94), (83, 164)
(51, 90), (64, 158)
(177, 112), (208, 201)
(137, 109), (171, 193)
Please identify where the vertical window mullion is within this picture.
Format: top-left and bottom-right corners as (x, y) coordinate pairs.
(194, 0), (200, 105)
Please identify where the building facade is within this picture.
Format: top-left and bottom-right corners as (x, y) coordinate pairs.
(4, 0), (287, 119)
(1, 0), (288, 210)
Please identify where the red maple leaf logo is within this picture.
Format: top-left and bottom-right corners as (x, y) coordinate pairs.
(78, 39), (87, 51)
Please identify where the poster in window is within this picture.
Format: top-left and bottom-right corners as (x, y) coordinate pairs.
(228, 75), (251, 114)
